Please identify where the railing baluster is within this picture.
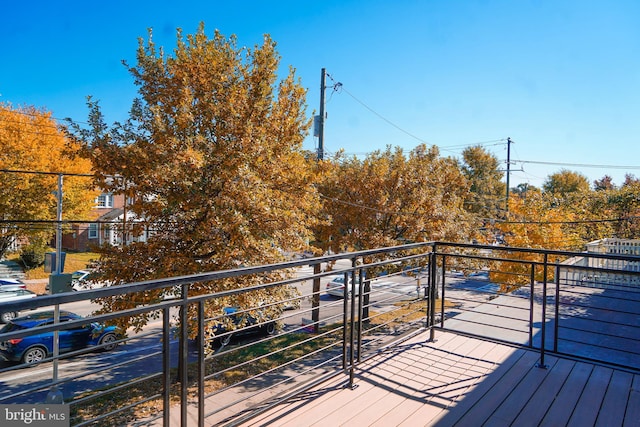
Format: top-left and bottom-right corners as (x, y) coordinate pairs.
(537, 253), (548, 369)
(163, 307), (171, 426)
(198, 300), (205, 427)
(529, 263), (535, 348)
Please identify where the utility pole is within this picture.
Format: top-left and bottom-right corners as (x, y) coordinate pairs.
(505, 137), (512, 215)
(317, 68), (326, 161)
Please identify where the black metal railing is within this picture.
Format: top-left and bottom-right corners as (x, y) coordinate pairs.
(0, 242), (638, 426)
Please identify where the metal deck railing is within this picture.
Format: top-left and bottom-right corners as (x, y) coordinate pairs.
(0, 242), (638, 426)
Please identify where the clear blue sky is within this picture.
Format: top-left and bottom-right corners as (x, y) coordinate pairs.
(3, 0), (639, 188)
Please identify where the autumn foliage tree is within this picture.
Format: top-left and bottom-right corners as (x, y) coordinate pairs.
(491, 191), (582, 290)
(0, 104), (95, 260)
(315, 144), (471, 271)
(460, 145), (506, 221)
(72, 26), (319, 331)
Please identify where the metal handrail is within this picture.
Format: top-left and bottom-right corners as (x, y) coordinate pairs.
(0, 242), (638, 426)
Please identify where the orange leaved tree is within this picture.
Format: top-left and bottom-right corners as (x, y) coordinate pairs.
(70, 25), (319, 332)
(0, 104), (95, 260)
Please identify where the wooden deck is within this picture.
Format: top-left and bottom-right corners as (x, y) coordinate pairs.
(240, 330), (640, 427)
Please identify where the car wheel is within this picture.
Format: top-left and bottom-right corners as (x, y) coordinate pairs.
(0, 311), (18, 323)
(98, 333), (118, 351)
(265, 322), (276, 335)
(22, 346), (47, 366)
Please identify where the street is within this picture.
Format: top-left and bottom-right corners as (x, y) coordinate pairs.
(0, 265), (434, 404)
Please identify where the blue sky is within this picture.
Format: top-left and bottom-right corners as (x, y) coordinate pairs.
(2, 0), (639, 187)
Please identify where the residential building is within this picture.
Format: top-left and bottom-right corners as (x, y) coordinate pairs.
(62, 192), (150, 251)
(560, 238), (640, 287)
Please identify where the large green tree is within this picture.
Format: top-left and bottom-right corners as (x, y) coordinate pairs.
(73, 25), (319, 331)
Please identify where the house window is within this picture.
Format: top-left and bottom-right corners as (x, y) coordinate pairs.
(96, 194), (113, 208)
(88, 223), (98, 239)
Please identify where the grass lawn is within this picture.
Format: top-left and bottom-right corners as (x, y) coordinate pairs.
(6, 250), (99, 294)
(7, 250), (98, 280)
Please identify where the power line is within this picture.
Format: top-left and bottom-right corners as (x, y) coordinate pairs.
(0, 168), (93, 178)
(517, 159), (640, 171)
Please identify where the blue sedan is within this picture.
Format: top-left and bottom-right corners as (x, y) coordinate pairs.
(0, 311), (119, 365)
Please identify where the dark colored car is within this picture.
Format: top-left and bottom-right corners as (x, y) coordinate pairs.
(0, 311), (119, 365)
(210, 307), (276, 347)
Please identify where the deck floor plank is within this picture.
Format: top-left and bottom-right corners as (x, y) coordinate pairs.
(539, 361), (595, 427)
(595, 369), (634, 427)
(623, 375), (640, 427)
(567, 365), (613, 427)
(511, 357), (576, 427)
(237, 331), (638, 427)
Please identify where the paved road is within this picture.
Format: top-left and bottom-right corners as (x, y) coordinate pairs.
(0, 267), (431, 405)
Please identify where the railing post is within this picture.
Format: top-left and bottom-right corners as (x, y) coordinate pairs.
(342, 271), (348, 371)
(440, 253), (446, 328)
(347, 257), (358, 389)
(163, 307), (171, 426)
(180, 286), (189, 425)
(537, 253), (549, 369)
(554, 261), (560, 353)
(429, 248), (437, 341)
(356, 267), (364, 364)
(198, 301), (205, 427)
(528, 263), (535, 347)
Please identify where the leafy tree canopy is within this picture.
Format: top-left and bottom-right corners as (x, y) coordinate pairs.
(543, 169), (590, 194)
(0, 104), (95, 258)
(315, 144), (472, 258)
(71, 25), (319, 331)
(460, 145), (506, 219)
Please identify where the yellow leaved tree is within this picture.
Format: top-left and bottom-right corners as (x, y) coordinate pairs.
(492, 191), (581, 291)
(314, 144), (472, 273)
(0, 104), (95, 260)
(70, 25), (320, 332)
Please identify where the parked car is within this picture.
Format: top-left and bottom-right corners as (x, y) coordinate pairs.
(71, 269), (97, 288)
(0, 284), (30, 293)
(0, 310), (119, 365)
(326, 275), (360, 298)
(0, 278), (26, 289)
(0, 289), (38, 323)
(209, 307), (276, 347)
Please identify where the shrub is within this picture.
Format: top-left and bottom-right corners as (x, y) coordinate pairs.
(20, 242), (48, 269)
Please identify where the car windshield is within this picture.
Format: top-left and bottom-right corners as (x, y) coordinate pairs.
(72, 271), (87, 280)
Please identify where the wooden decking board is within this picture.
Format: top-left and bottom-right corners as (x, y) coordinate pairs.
(511, 357), (576, 427)
(245, 375), (349, 427)
(235, 331), (637, 427)
(369, 336), (499, 427)
(375, 341), (493, 426)
(336, 333), (485, 427)
(595, 369), (634, 427)
(483, 356), (560, 426)
(282, 336), (458, 426)
(567, 365), (613, 427)
(404, 340), (518, 426)
(337, 336), (475, 426)
(427, 347), (529, 426)
(623, 375), (640, 427)
(539, 361), (595, 427)
(449, 350), (541, 426)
